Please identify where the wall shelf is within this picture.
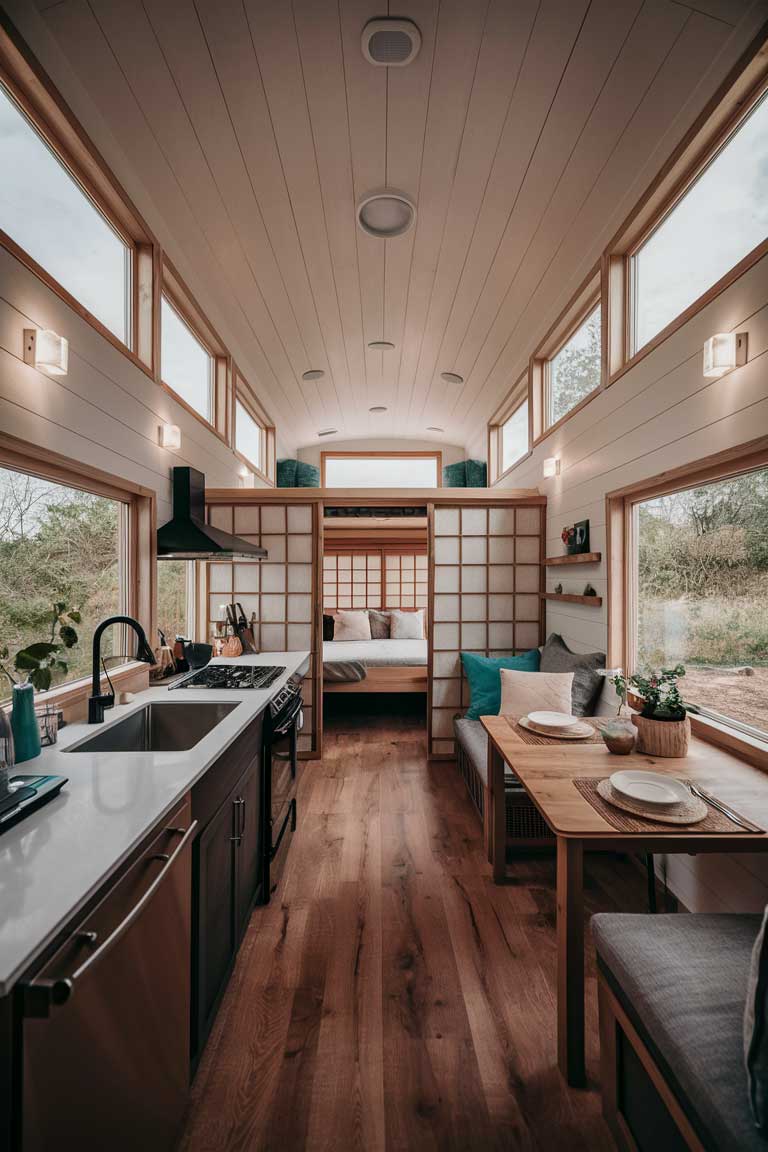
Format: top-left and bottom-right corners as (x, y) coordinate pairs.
(542, 592), (603, 606)
(544, 552), (601, 566)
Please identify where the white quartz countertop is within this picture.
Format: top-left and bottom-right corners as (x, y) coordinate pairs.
(0, 651), (310, 995)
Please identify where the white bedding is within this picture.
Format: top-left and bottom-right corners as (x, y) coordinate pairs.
(323, 638), (427, 668)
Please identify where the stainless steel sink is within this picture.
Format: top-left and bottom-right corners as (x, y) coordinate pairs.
(64, 701), (239, 753)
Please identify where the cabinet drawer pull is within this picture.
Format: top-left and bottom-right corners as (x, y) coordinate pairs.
(164, 826), (187, 835)
(77, 931), (98, 946)
(21, 820), (197, 1018)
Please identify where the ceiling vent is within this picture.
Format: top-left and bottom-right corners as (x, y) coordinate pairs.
(362, 19), (421, 67)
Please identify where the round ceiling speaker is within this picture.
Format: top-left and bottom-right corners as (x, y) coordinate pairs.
(440, 371), (463, 385)
(357, 191), (416, 238)
(368, 340), (395, 351)
(362, 19), (421, 67)
(369, 405), (387, 413)
(302, 368), (325, 381)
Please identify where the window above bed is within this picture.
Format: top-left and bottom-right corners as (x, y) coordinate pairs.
(321, 452), (441, 488)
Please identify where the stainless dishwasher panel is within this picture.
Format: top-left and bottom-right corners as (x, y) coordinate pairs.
(20, 799), (194, 1152)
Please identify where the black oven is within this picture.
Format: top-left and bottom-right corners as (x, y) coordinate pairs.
(260, 676), (302, 902)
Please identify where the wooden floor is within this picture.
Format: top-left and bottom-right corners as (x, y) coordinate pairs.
(179, 698), (654, 1152)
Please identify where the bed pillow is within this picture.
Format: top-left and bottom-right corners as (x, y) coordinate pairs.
(540, 633), (605, 716)
(390, 609), (424, 640)
(745, 905), (768, 1128)
(333, 610), (371, 642)
(368, 610), (391, 640)
(500, 668), (574, 718)
(460, 649), (540, 720)
(322, 613), (335, 641)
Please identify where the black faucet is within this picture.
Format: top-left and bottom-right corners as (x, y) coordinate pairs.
(88, 616), (157, 724)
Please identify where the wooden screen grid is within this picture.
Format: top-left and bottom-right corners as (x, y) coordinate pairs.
(206, 502), (317, 755)
(323, 548), (428, 612)
(429, 504), (543, 759)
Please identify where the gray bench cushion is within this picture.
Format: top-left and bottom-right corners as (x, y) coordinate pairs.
(454, 718), (490, 784)
(593, 912), (764, 1151)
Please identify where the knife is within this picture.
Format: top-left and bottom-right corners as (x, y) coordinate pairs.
(689, 784), (753, 830)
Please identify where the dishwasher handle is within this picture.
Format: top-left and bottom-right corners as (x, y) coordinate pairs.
(21, 821), (197, 1018)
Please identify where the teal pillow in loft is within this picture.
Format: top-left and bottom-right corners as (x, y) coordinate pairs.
(465, 458), (487, 487)
(277, 459), (298, 488)
(443, 461), (467, 487)
(295, 460), (320, 487)
(460, 649), (541, 720)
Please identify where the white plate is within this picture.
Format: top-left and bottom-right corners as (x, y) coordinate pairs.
(527, 710), (579, 730)
(609, 770), (689, 807)
(519, 717), (594, 740)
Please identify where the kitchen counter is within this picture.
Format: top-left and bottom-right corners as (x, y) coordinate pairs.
(0, 651), (310, 995)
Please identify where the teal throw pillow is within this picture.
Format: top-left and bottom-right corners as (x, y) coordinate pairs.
(461, 649), (540, 720)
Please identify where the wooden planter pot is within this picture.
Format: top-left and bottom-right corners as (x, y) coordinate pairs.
(632, 714), (690, 758)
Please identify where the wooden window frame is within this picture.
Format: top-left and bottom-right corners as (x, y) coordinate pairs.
(233, 369), (275, 486)
(488, 372), (531, 484)
(0, 430), (156, 717)
(320, 451), (443, 489)
(530, 264), (602, 444)
(161, 258), (230, 440)
(604, 28), (768, 385)
(0, 13), (157, 377)
(606, 436), (768, 769)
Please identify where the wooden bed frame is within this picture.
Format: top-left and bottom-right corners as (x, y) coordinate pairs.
(323, 665), (427, 694)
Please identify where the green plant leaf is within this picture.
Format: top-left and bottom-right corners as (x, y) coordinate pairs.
(59, 625), (78, 648)
(14, 642), (60, 670)
(28, 667), (52, 692)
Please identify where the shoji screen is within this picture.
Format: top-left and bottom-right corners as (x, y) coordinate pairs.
(385, 552), (428, 608)
(205, 501), (319, 756)
(429, 503), (543, 758)
(322, 552), (382, 611)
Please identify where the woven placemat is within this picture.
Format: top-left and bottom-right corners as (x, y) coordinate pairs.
(574, 777), (764, 833)
(503, 715), (604, 746)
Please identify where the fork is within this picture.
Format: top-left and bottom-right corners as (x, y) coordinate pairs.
(689, 783), (752, 830)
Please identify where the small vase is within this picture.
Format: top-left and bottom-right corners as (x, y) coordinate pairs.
(632, 714), (690, 758)
(599, 718), (636, 755)
(11, 683), (41, 764)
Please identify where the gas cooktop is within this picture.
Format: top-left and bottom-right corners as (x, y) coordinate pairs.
(169, 664), (286, 691)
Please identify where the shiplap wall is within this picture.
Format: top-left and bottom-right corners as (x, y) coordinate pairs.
(482, 249), (768, 914)
(0, 245), (265, 523)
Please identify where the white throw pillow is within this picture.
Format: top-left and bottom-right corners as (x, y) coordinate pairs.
(333, 610), (372, 642)
(389, 609), (424, 640)
(499, 668), (574, 717)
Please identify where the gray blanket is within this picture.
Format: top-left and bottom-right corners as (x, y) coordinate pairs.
(323, 660), (367, 683)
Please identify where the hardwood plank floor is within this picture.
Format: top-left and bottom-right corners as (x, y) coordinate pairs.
(179, 698), (655, 1151)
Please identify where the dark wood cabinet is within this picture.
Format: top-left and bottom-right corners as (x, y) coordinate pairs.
(191, 712), (264, 1065)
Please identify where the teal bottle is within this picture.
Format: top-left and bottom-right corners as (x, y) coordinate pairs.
(11, 683), (41, 763)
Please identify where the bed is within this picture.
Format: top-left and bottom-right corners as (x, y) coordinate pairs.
(323, 637), (428, 693)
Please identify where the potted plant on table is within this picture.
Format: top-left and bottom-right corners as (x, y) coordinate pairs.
(0, 602), (80, 764)
(610, 664), (690, 757)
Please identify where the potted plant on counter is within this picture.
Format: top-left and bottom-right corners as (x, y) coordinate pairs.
(0, 602), (80, 762)
(610, 664), (690, 757)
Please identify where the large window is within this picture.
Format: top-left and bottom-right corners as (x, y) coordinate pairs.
(633, 466), (768, 738)
(501, 399), (529, 474)
(547, 304), (601, 427)
(235, 399), (264, 474)
(632, 91), (768, 352)
(160, 294), (213, 422)
(0, 465), (127, 702)
(157, 560), (191, 644)
(322, 453), (441, 488)
(0, 82), (131, 342)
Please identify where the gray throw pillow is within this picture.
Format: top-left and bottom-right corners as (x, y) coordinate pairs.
(539, 633), (605, 716)
(368, 610), (390, 640)
(745, 906), (768, 1127)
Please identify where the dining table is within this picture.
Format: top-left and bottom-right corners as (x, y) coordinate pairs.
(481, 714), (768, 1088)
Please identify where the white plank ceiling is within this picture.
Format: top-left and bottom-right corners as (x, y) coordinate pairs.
(29, 0), (765, 452)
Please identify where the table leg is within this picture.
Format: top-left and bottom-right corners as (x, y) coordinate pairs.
(489, 742), (506, 883)
(557, 836), (585, 1087)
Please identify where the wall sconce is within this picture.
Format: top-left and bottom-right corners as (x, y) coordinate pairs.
(543, 456), (560, 478)
(23, 328), (68, 375)
(703, 331), (747, 378)
(238, 465), (253, 488)
(159, 423), (181, 450)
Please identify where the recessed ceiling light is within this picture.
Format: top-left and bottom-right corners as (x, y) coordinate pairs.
(369, 405), (387, 413)
(426, 426), (444, 433)
(302, 369), (325, 381)
(318, 428), (338, 437)
(357, 191), (416, 238)
(440, 371), (463, 385)
(368, 340), (395, 350)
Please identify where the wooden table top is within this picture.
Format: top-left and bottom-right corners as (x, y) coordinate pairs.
(482, 714), (768, 842)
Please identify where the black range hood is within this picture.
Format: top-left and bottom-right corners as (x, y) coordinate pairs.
(157, 467), (267, 560)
